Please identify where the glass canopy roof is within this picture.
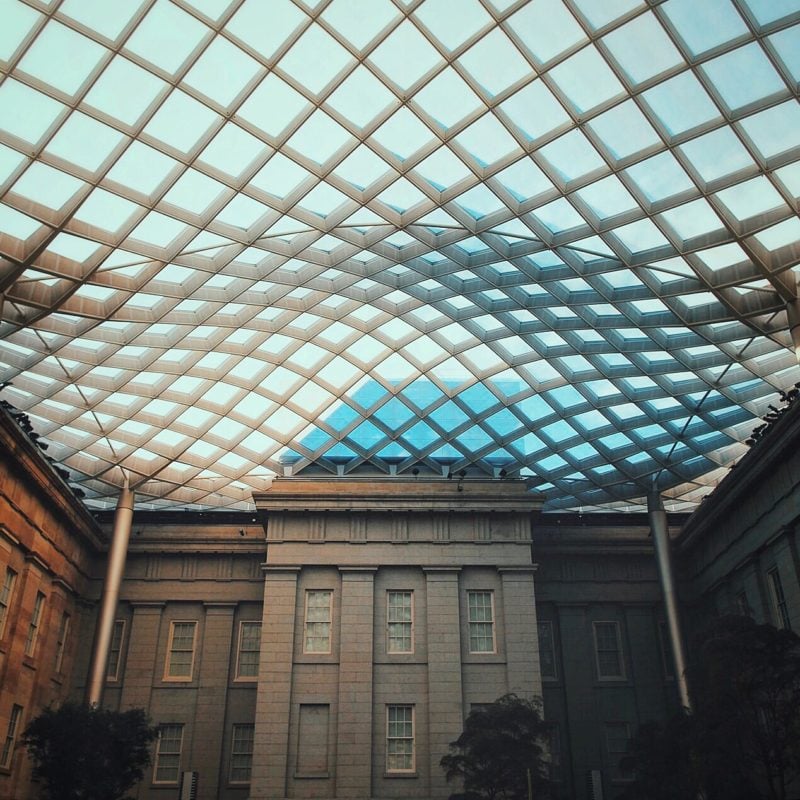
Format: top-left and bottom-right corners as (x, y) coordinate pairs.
(1, 0), (799, 512)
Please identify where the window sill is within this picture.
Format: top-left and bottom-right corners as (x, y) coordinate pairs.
(22, 655), (37, 670)
(384, 771), (418, 779)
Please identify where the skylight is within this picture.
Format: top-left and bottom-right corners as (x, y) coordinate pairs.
(1, 0), (798, 514)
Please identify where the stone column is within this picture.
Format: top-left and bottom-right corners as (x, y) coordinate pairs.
(250, 566), (300, 800)
(192, 603), (236, 799)
(648, 489), (691, 710)
(119, 602), (164, 711)
(424, 567), (463, 798)
(499, 567), (541, 698)
(336, 568), (376, 798)
(86, 485), (134, 706)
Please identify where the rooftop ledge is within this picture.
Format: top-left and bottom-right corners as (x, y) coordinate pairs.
(253, 476), (544, 514)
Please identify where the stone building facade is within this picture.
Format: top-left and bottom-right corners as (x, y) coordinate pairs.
(1, 402), (800, 800)
(0, 409), (103, 800)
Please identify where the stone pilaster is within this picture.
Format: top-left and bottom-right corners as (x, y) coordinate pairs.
(425, 567), (463, 798)
(500, 567), (541, 698)
(250, 567), (299, 800)
(336, 568), (375, 797)
(192, 603), (236, 799)
(119, 603), (164, 711)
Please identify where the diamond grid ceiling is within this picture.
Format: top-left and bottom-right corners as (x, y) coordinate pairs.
(1, 0), (800, 513)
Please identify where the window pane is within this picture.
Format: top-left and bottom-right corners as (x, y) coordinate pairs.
(237, 621), (261, 677)
(107, 620), (125, 680)
(538, 620), (557, 679)
(154, 724), (183, 783)
(25, 592), (45, 656)
(0, 568), (17, 639)
(594, 621), (624, 678)
(167, 621), (196, 678)
(1, 705), (22, 768)
(387, 705), (414, 772)
(387, 591), (413, 653)
(304, 591), (332, 652)
(230, 724), (254, 783)
(468, 591), (495, 653)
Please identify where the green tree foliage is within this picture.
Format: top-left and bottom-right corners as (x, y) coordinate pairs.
(440, 694), (553, 800)
(22, 703), (157, 800)
(621, 615), (800, 800)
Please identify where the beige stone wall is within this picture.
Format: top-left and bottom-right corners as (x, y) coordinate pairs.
(247, 478), (543, 800)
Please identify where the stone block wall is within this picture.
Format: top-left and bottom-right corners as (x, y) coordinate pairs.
(0, 409), (103, 800)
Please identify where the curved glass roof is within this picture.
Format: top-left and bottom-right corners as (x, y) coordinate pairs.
(1, 0), (799, 512)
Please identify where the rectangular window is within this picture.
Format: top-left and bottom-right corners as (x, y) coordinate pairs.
(0, 705), (22, 769)
(165, 622), (197, 680)
(768, 569), (791, 630)
(658, 621), (674, 679)
(304, 591), (332, 654)
(593, 621), (624, 679)
(605, 722), (632, 781)
(538, 620), (557, 679)
(25, 592), (45, 657)
(386, 705), (414, 773)
(106, 620), (126, 681)
(0, 568), (17, 640)
(153, 724), (183, 783)
(387, 591), (413, 653)
(468, 591), (495, 653)
(229, 724), (254, 784)
(236, 621), (261, 679)
(54, 612), (70, 673)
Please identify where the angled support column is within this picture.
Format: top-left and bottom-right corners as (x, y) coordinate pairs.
(86, 484), (134, 706)
(648, 489), (692, 711)
(788, 296), (800, 363)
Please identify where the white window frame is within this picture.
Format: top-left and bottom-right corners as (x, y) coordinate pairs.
(153, 724), (184, 784)
(538, 619), (557, 680)
(386, 705), (415, 774)
(106, 619), (126, 681)
(593, 621), (625, 680)
(235, 621), (261, 680)
(303, 590), (332, 654)
(467, 590), (496, 654)
(229, 723), (254, 784)
(24, 591), (45, 657)
(387, 591), (414, 654)
(54, 611), (70, 673)
(767, 568), (791, 630)
(164, 621), (197, 681)
(0, 705), (23, 769)
(0, 567), (17, 640)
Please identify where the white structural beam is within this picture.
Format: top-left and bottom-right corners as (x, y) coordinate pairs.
(85, 484), (135, 707)
(648, 488), (692, 711)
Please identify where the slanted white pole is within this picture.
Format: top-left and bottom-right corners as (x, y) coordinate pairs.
(86, 483), (134, 706)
